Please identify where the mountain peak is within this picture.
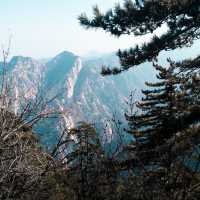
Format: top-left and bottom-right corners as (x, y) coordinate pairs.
(44, 50), (80, 89)
(54, 51), (77, 60)
(46, 51), (78, 68)
(9, 56), (34, 66)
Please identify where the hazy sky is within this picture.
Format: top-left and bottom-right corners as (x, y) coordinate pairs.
(0, 0), (162, 59)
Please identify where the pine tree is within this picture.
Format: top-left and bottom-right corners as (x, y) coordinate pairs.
(125, 61), (200, 166)
(78, 1), (200, 198)
(170, 57), (200, 107)
(79, 0), (200, 75)
(62, 122), (104, 200)
(126, 63), (180, 147)
(79, 0), (200, 154)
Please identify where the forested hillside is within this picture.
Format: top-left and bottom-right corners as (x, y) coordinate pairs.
(0, 0), (200, 199)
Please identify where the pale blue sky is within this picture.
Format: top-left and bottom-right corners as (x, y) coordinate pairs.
(0, 0), (167, 59)
(1, 1), (199, 60)
(0, 0), (139, 58)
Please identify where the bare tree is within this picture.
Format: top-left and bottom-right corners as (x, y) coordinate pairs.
(0, 43), (66, 199)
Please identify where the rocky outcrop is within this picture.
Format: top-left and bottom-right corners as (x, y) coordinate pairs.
(4, 51), (156, 147)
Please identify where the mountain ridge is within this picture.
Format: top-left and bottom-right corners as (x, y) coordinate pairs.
(3, 50), (156, 148)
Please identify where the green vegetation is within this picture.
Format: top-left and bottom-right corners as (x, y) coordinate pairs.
(1, 0), (200, 199)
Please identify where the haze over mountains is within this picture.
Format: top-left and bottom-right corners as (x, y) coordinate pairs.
(4, 50), (156, 148)
(2, 46), (198, 150)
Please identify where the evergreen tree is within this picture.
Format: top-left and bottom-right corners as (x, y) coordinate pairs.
(78, 1), (200, 197)
(79, 0), (200, 75)
(62, 122), (104, 200)
(126, 63), (180, 147)
(170, 57), (200, 107)
(125, 60), (200, 167)
(79, 0), (200, 157)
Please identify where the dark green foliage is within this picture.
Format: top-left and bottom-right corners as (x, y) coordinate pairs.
(79, 0), (200, 75)
(2, 0), (200, 199)
(56, 123), (104, 199)
(54, 122), (122, 200)
(78, 2), (200, 199)
(79, 0), (200, 157)
(125, 63), (181, 148)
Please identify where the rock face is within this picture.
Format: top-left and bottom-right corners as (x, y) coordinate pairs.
(3, 51), (156, 147)
(1, 56), (45, 114)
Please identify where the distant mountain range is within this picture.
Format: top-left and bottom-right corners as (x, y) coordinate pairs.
(3, 51), (157, 148)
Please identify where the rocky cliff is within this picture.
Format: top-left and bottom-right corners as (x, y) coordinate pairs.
(4, 51), (156, 147)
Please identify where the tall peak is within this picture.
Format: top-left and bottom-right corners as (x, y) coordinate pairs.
(9, 56), (34, 66)
(54, 51), (77, 60)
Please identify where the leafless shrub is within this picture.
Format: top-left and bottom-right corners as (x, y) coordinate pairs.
(0, 44), (66, 199)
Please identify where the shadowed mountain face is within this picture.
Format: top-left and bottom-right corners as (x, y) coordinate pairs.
(3, 51), (156, 148)
(43, 51), (78, 90)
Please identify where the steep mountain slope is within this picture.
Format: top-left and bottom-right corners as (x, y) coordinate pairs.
(43, 51), (78, 92)
(4, 51), (156, 147)
(1, 56), (44, 114)
(67, 54), (156, 143)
